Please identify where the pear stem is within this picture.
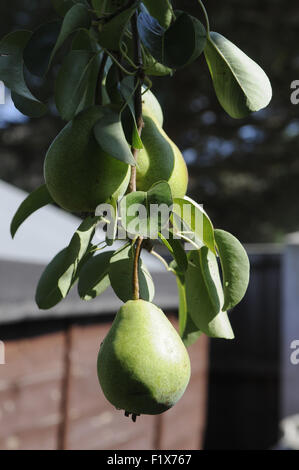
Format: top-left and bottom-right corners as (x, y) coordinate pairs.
(133, 236), (143, 300)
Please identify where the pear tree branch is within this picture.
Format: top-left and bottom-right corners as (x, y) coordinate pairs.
(130, 10), (144, 300)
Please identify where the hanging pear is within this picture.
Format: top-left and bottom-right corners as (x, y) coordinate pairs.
(137, 108), (188, 199)
(44, 106), (130, 212)
(97, 299), (191, 416)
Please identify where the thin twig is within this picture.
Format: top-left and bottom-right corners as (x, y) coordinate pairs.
(151, 250), (172, 272)
(197, 0), (210, 36)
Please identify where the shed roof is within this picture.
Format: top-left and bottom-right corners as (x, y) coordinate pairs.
(0, 181), (177, 324)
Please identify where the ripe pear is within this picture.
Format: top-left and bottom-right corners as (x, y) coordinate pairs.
(97, 299), (191, 415)
(137, 109), (188, 199)
(44, 107), (130, 212)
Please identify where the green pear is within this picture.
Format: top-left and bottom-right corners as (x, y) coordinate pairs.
(142, 87), (164, 127)
(97, 299), (191, 415)
(137, 109), (188, 199)
(44, 107), (130, 212)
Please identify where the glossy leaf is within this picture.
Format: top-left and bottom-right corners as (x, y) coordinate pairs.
(204, 32), (272, 119)
(109, 245), (155, 302)
(11, 92), (47, 118)
(0, 31), (46, 115)
(35, 216), (99, 309)
(10, 184), (54, 238)
(55, 50), (95, 120)
(142, 46), (172, 76)
(119, 76), (144, 149)
(142, 0), (173, 29)
(48, 4), (91, 69)
(51, 0), (77, 16)
(97, 1), (139, 50)
(23, 21), (61, 77)
(35, 248), (75, 310)
(137, 7), (206, 69)
(120, 181), (172, 238)
(105, 196), (118, 246)
(93, 105), (136, 165)
(163, 11), (206, 68)
(78, 250), (113, 300)
(77, 54), (102, 110)
(105, 63), (122, 104)
(214, 229), (250, 310)
(172, 196), (216, 253)
(158, 231), (188, 273)
(185, 249), (234, 339)
(176, 275), (201, 347)
(137, 4), (165, 62)
(71, 29), (93, 50)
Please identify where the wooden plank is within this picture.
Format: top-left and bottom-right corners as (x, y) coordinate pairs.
(0, 331), (65, 450)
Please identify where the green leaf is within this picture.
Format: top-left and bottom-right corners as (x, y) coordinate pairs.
(204, 31), (272, 119)
(10, 184), (54, 238)
(163, 11), (206, 68)
(109, 244), (155, 302)
(35, 248), (75, 310)
(77, 54), (102, 110)
(214, 229), (250, 311)
(55, 49), (96, 121)
(36, 216), (99, 309)
(137, 4), (165, 62)
(137, 7), (206, 69)
(176, 274), (201, 347)
(142, 0), (173, 29)
(71, 29), (94, 50)
(97, 1), (139, 50)
(23, 21), (61, 77)
(120, 181), (173, 238)
(142, 46), (172, 76)
(93, 105), (136, 165)
(78, 250), (113, 300)
(51, 0), (77, 16)
(11, 92), (47, 118)
(48, 3), (91, 70)
(158, 231), (187, 273)
(105, 63), (122, 103)
(119, 76), (144, 149)
(172, 196), (216, 253)
(105, 196), (118, 246)
(91, 0), (105, 16)
(0, 30), (46, 115)
(185, 249), (234, 339)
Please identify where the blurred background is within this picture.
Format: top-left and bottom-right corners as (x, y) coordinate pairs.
(0, 0), (299, 450)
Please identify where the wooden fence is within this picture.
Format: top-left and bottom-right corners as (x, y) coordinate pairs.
(0, 315), (208, 450)
(0, 250), (283, 449)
